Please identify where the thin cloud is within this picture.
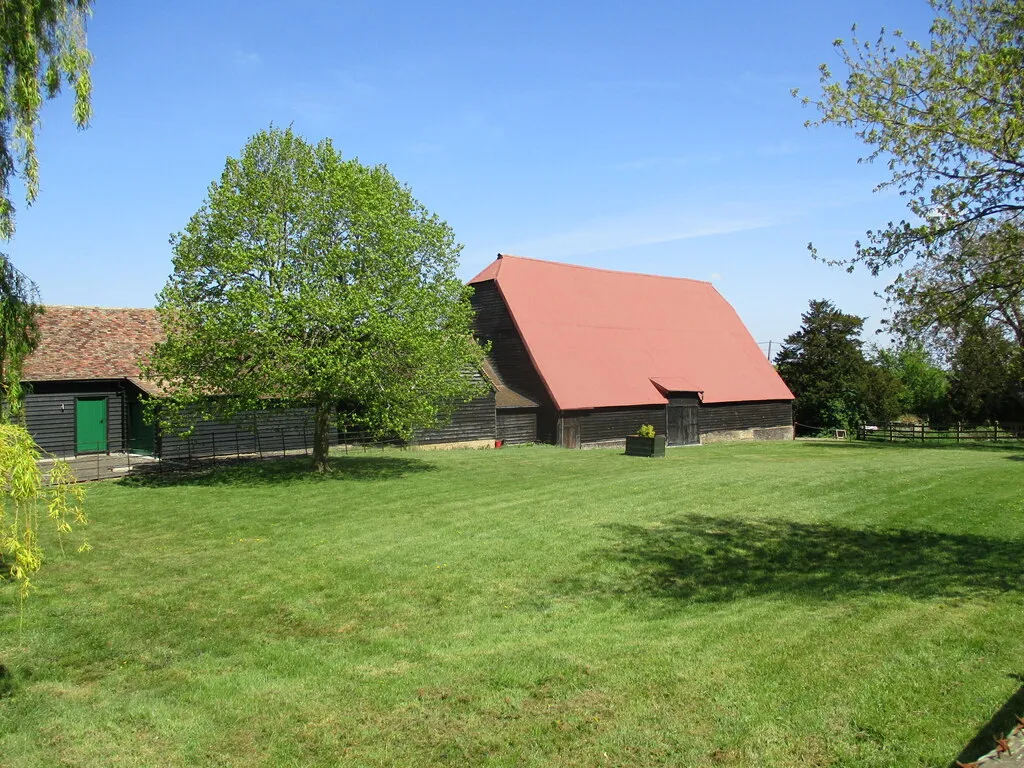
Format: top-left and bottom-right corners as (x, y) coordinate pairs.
(233, 50), (262, 66)
(615, 143), (799, 172)
(756, 141), (799, 157)
(270, 71), (376, 128)
(508, 205), (778, 259)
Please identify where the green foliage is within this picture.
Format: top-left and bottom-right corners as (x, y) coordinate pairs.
(637, 424), (656, 438)
(885, 220), (1024, 351)
(871, 344), (949, 421)
(775, 299), (870, 430)
(858, 362), (904, 425)
(947, 320), (1024, 422)
(0, 423), (86, 600)
(0, 256), (42, 418)
(0, 0), (93, 238)
(797, 0), (1024, 274)
(145, 126), (487, 472)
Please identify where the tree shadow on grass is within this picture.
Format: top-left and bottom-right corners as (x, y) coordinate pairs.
(593, 514), (1024, 604)
(116, 454), (437, 488)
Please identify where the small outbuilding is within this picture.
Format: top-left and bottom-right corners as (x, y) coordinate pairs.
(468, 254), (795, 448)
(21, 307), (166, 456)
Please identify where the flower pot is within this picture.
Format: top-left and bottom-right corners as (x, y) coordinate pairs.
(625, 435), (666, 457)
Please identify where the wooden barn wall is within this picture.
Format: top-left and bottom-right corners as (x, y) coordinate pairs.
(25, 381), (126, 456)
(412, 391), (496, 446)
(158, 406), (330, 459)
(497, 409), (537, 444)
(470, 280), (551, 408)
(574, 405), (667, 444)
(698, 400), (793, 434)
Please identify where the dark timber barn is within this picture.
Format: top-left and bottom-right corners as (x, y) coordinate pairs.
(21, 306), (497, 457)
(468, 254), (795, 448)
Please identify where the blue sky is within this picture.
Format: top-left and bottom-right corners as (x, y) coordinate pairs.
(8, 0), (937, 353)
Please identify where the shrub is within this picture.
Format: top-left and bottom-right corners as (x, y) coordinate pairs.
(637, 424), (656, 438)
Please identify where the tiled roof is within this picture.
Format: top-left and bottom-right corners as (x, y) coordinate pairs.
(22, 306), (165, 384)
(468, 254), (794, 409)
(22, 306), (511, 405)
(480, 357), (539, 409)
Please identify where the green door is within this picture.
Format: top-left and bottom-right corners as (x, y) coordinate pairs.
(76, 397), (108, 453)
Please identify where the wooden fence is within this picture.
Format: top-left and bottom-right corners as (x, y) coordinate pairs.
(856, 422), (1024, 444)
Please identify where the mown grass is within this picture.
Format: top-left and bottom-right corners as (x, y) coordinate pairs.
(2, 440), (1024, 767)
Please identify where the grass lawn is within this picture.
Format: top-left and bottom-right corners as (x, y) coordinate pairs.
(2, 440), (1024, 767)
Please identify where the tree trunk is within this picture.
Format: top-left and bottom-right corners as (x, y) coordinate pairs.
(312, 394), (332, 473)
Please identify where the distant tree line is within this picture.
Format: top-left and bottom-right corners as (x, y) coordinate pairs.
(789, 0), (1024, 433)
(775, 298), (1023, 433)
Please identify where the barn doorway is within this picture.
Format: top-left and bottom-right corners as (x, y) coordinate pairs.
(557, 416), (581, 449)
(662, 392), (701, 446)
(667, 404), (699, 445)
(128, 400), (156, 455)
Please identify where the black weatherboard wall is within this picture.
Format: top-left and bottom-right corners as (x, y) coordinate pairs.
(25, 380), (127, 456)
(497, 410), (537, 444)
(412, 389), (496, 446)
(559, 401), (793, 448)
(574, 406), (667, 445)
(699, 401), (792, 436)
(470, 280), (555, 443)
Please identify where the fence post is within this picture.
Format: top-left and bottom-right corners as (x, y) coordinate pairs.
(889, 423), (893, 443)
(956, 423), (961, 444)
(212, 432), (217, 460)
(994, 423), (999, 442)
(921, 423), (925, 443)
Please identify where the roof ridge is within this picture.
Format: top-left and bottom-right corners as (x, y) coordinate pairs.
(43, 304), (157, 311)
(496, 253), (714, 286)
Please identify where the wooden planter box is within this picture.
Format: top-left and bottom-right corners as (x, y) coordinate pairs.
(625, 435), (666, 457)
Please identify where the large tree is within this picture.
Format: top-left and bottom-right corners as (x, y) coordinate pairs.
(0, 2), (90, 625)
(775, 299), (871, 431)
(947, 319), (1024, 422)
(885, 218), (1024, 350)
(796, 0), (1024, 277)
(145, 126), (487, 473)
(1, 0), (93, 238)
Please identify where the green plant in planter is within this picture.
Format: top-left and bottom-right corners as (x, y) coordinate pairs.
(626, 424), (665, 457)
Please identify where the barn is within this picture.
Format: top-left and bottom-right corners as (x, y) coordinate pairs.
(20, 306), (497, 457)
(469, 254), (795, 448)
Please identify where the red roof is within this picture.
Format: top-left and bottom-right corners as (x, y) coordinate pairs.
(22, 306), (165, 390)
(468, 255), (794, 410)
